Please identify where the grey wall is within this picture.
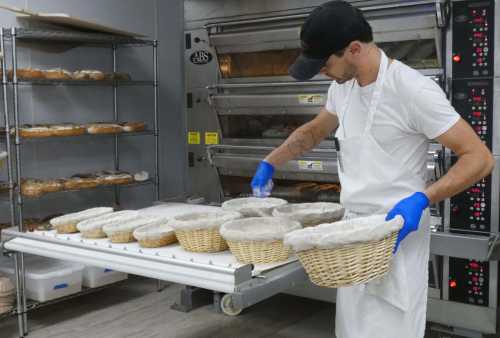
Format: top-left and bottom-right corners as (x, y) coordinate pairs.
(0, 0), (186, 223)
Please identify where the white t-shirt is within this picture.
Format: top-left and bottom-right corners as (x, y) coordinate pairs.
(325, 60), (460, 179)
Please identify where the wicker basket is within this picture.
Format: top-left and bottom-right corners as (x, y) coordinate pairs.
(175, 228), (228, 253)
(227, 240), (291, 264)
(81, 228), (106, 239)
(109, 231), (135, 243)
(296, 232), (398, 288)
(138, 233), (177, 248)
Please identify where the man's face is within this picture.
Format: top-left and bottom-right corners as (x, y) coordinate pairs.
(319, 50), (356, 84)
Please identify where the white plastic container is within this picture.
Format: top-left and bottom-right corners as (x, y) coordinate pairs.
(0, 256), (84, 302)
(82, 266), (128, 288)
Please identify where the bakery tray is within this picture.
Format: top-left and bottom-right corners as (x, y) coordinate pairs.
(21, 179), (155, 200)
(2, 28), (153, 46)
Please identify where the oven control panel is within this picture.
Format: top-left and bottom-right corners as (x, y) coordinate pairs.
(450, 167), (491, 234)
(452, 79), (493, 149)
(452, 0), (495, 78)
(449, 258), (489, 306)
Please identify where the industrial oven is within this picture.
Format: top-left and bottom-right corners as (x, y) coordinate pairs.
(184, 0), (500, 336)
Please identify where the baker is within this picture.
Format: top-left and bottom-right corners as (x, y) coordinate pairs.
(250, 1), (495, 337)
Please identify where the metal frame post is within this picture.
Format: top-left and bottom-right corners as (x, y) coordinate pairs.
(1, 29), (16, 228)
(11, 27), (28, 337)
(153, 40), (160, 200)
(112, 44), (120, 206)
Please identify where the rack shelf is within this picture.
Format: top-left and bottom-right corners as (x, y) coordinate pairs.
(0, 130), (155, 143)
(2, 28), (153, 46)
(15, 79), (154, 86)
(21, 179), (155, 200)
(0, 27), (160, 337)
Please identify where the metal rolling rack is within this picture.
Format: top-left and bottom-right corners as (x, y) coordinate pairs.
(0, 27), (160, 337)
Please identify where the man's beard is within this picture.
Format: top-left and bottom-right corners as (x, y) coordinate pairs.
(335, 65), (356, 84)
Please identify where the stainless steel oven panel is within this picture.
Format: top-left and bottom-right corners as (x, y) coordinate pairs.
(211, 94), (325, 115)
(206, 1), (444, 54)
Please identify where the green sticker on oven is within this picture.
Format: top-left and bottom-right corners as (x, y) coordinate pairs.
(298, 94), (325, 105)
(298, 160), (324, 171)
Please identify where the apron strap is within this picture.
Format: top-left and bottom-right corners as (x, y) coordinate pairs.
(363, 50), (388, 133)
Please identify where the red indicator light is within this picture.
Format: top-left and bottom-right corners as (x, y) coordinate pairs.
(450, 280), (457, 288)
(474, 212), (481, 217)
(471, 188), (481, 193)
(473, 96), (482, 102)
(473, 111), (482, 118)
(473, 18), (485, 24)
(470, 262), (479, 269)
(474, 32), (484, 38)
(453, 55), (462, 63)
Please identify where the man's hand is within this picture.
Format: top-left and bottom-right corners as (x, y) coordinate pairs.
(251, 161), (275, 197)
(386, 192), (429, 253)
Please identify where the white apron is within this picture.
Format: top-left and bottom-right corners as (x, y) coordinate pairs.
(334, 51), (430, 338)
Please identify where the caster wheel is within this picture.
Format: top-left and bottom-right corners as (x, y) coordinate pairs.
(220, 294), (243, 316)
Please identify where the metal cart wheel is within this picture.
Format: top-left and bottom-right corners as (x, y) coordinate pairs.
(220, 294), (243, 316)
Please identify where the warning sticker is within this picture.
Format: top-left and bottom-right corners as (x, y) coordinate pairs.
(205, 132), (219, 145)
(298, 94), (325, 105)
(188, 131), (200, 145)
(298, 160), (324, 171)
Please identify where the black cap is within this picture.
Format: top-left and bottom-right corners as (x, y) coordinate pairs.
(289, 1), (372, 81)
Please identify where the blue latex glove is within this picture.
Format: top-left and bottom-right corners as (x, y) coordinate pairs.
(251, 160), (275, 197)
(386, 192), (430, 253)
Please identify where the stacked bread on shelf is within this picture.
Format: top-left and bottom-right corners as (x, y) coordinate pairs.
(21, 170), (148, 198)
(6, 68), (131, 81)
(15, 121), (146, 138)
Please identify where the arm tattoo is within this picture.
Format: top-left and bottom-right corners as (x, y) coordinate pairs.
(285, 128), (320, 158)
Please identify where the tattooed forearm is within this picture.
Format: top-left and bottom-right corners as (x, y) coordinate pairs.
(263, 108), (338, 167)
(285, 128), (319, 158)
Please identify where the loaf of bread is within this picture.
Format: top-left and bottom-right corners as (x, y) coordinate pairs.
(42, 179), (65, 193)
(96, 171), (134, 186)
(63, 174), (100, 190)
(7, 68), (44, 80)
(19, 125), (53, 138)
(21, 179), (46, 198)
(44, 68), (73, 80)
(86, 123), (123, 134)
(50, 207), (113, 234)
(133, 171), (149, 182)
(120, 121), (146, 132)
(49, 124), (86, 137)
(73, 70), (105, 81)
(19, 124), (86, 138)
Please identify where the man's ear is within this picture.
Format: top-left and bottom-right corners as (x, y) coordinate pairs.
(347, 41), (362, 57)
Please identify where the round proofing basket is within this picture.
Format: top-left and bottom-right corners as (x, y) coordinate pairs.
(109, 231), (135, 243)
(81, 228), (106, 239)
(175, 228), (228, 253)
(227, 240), (291, 264)
(55, 222), (78, 234)
(296, 231), (398, 288)
(138, 233), (177, 248)
(272, 202), (344, 227)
